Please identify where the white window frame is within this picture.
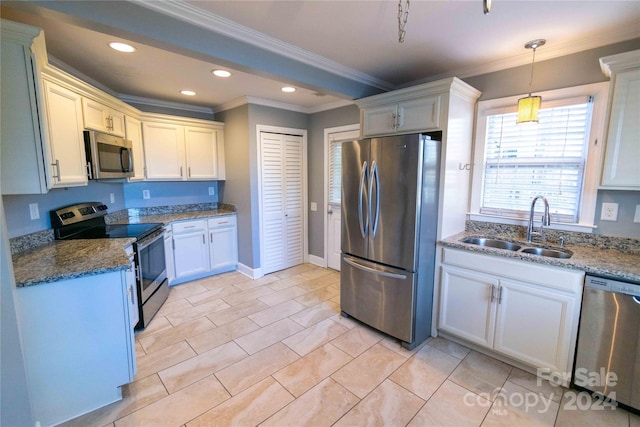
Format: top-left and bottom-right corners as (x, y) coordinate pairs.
(469, 82), (610, 233)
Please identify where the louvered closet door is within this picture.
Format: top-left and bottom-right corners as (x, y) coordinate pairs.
(260, 132), (304, 275)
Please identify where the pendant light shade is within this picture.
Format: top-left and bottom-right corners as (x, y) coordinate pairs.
(517, 95), (541, 123)
(517, 39), (546, 124)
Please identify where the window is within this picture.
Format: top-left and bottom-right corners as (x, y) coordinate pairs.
(482, 99), (592, 223)
(470, 83), (609, 231)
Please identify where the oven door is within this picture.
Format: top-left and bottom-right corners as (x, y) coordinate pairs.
(135, 229), (167, 303)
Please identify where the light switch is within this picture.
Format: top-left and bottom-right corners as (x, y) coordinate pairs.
(110, 193), (115, 203)
(142, 189), (150, 199)
(634, 205), (640, 223)
(208, 187), (215, 196)
(29, 203), (39, 220)
(310, 202), (317, 211)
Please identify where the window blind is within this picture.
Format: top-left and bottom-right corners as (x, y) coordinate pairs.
(328, 139), (342, 204)
(481, 99), (593, 223)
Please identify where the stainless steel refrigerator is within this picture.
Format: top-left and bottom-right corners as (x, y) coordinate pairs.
(340, 133), (440, 349)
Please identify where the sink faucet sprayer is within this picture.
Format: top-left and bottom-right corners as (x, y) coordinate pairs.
(527, 195), (551, 242)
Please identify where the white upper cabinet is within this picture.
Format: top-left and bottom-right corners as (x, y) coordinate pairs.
(142, 114), (224, 181)
(82, 98), (125, 137)
(125, 115), (145, 181)
(1, 20), (49, 194)
(361, 95), (441, 136)
(599, 50), (640, 190)
(41, 79), (88, 188)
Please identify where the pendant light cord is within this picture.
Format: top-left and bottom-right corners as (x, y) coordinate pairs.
(528, 46), (537, 96)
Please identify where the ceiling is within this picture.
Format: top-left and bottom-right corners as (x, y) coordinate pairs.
(2, 1), (639, 114)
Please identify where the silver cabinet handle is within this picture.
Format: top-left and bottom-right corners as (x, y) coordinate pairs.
(180, 166), (183, 177)
(343, 257), (406, 280)
(129, 284), (135, 305)
(188, 167), (192, 178)
(202, 234), (205, 244)
(51, 159), (61, 181)
(86, 162), (93, 180)
(497, 286), (503, 304)
(490, 285), (495, 302)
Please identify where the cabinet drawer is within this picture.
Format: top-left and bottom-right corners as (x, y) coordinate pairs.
(208, 215), (236, 228)
(172, 219), (206, 234)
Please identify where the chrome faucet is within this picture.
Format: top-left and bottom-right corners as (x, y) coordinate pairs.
(527, 195), (551, 242)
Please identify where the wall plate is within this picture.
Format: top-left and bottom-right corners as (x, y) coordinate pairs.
(600, 202), (618, 221)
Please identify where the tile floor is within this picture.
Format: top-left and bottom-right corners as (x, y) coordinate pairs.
(62, 264), (639, 427)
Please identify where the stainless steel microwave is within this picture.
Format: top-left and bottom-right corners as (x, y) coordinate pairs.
(84, 130), (134, 179)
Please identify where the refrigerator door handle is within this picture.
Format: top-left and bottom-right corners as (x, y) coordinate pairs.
(343, 257), (407, 280)
(369, 160), (380, 238)
(359, 161), (369, 238)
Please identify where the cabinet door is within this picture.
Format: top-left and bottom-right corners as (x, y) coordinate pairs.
(42, 80), (88, 188)
(109, 110), (126, 137)
(438, 265), (497, 348)
(82, 98), (110, 133)
(185, 126), (217, 179)
(362, 104), (398, 136)
(209, 217), (238, 272)
(397, 95), (441, 133)
(125, 116), (145, 181)
(601, 69), (640, 189)
(142, 121), (185, 180)
(173, 231), (209, 279)
(494, 279), (576, 373)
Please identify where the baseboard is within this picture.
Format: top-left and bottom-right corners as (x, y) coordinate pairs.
(307, 254), (326, 268)
(237, 263), (263, 280)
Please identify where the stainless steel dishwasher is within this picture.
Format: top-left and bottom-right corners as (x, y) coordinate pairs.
(573, 274), (640, 412)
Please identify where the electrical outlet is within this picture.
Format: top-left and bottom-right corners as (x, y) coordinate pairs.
(208, 187), (215, 196)
(110, 193), (115, 203)
(29, 203), (39, 220)
(634, 205), (640, 223)
(142, 189), (150, 200)
(600, 202), (618, 221)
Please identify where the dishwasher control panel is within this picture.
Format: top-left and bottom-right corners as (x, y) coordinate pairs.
(585, 275), (640, 296)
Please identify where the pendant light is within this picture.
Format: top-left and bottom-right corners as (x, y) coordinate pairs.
(483, 0), (492, 15)
(517, 39), (546, 124)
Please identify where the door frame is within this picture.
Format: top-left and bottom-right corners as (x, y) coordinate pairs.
(323, 124), (360, 268)
(256, 125), (308, 276)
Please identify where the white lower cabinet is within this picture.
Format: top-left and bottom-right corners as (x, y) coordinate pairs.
(169, 215), (238, 285)
(164, 227), (175, 284)
(438, 247), (583, 377)
(172, 219), (209, 281)
(16, 270), (135, 427)
(208, 215), (238, 273)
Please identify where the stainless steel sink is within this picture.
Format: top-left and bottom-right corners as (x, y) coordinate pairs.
(460, 237), (522, 251)
(519, 247), (572, 259)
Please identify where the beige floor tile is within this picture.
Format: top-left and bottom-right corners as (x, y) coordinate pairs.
(289, 300), (340, 328)
(221, 286), (275, 306)
(330, 324), (384, 357)
(329, 313), (358, 329)
(156, 298), (194, 318)
(201, 272), (250, 289)
(274, 343), (353, 397)
(261, 378), (359, 427)
(300, 268), (336, 281)
(207, 299), (269, 326)
(389, 343), (461, 400)
(630, 411), (640, 427)
(135, 341), (197, 380)
(449, 350), (513, 399)
(554, 389), (630, 427)
(272, 264), (315, 279)
(134, 315), (173, 340)
(234, 318), (304, 355)
(408, 379), (490, 427)
(482, 381), (559, 427)
(158, 341), (248, 393)
(282, 318), (349, 356)
(167, 282), (209, 301)
(187, 317), (260, 354)
(267, 274), (309, 291)
(134, 340), (145, 357)
(114, 375), (230, 427)
(258, 285), (308, 307)
(298, 274), (337, 292)
(186, 285), (238, 306)
(331, 343), (407, 398)
(59, 374), (168, 427)
(294, 285), (340, 307)
(248, 299), (306, 327)
(166, 298), (230, 326)
(508, 367), (564, 403)
(215, 342), (300, 395)
(428, 335), (471, 359)
(335, 379), (425, 427)
(139, 317), (216, 354)
(379, 335), (428, 358)
(187, 377), (294, 427)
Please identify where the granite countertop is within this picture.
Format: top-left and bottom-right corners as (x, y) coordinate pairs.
(12, 208), (236, 288)
(13, 238), (135, 287)
(441, 231), (640, 283)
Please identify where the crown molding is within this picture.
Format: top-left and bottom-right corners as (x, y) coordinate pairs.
(118, 94), (214, 114)
(213, 95), (354, 115)
(136, 0), (395, 92)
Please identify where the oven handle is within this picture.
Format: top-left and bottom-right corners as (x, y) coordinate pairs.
(135, 228), (165, 250)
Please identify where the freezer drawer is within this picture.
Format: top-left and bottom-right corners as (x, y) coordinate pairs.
(340, 255), (416, 343)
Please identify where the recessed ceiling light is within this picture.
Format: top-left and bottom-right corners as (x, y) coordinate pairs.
(180, 90), (196, 96)
(109, 42), (136, 53)
(281, 86), (296, 93)
(212, 69), (231, 78)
